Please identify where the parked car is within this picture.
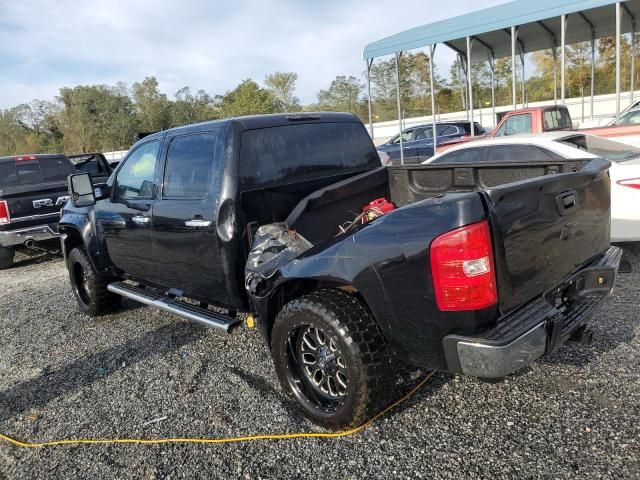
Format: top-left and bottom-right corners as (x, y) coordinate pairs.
(61, 112), (619, 429)
(580, 99), (640, 128)
(377, 121), (485, 164)
(67, 152), (113, 183)
(611, 107), (640, 126)
(424, 132), (640, 242)
(0, 154), (75, 269)
(439, 105), (640, 153)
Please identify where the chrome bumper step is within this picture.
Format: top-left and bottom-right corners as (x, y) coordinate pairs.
(107, 282), (241, 333)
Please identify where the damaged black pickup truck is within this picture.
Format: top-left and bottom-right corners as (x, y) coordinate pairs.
(60, 113), (621, 429)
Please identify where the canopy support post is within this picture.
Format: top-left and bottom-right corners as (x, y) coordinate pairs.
(633, 27), (637, 104)
(591, 35), (595, 119)
(395, 52), (404, 165)
(553, 48), (558, 104)
(467, 36), (475, 136)
(511, 26), (517, 109)
(489, 53), (496, 128)
(561, 14), (566, 104)
(429, 45), (438, 156)
(520, 49), (526, 106)
(616, 2), (621, 118)
(365, 58), (374, 138)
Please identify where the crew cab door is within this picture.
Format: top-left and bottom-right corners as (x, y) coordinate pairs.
(151, 129), (227, 303)
(96, 140), (160, 279)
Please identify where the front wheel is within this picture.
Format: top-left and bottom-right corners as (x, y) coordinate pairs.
(0, 246), (14, 270)
(67, 246), (120, 316)
(271, 289), (393, 430)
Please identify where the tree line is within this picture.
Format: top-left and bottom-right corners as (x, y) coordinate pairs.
(0, 36), (637, 155)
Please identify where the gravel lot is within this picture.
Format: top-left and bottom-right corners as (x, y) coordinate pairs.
(0, 249), (639, 479)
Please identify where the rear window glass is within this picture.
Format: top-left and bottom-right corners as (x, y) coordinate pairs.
(544, 108), (572, 130)
(485, 145), (554, 162)
(431, 147), (485, 164)
(0, 156), (74, 188)
(558, 135), (640, 162)
(239, 122), (379, 188)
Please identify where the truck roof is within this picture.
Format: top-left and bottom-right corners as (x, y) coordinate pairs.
(144, 112), (362, 142)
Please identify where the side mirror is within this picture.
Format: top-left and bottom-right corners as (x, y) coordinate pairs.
(68, 173), (96, 207)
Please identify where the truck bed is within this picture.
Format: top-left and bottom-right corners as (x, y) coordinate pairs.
(280, 157), (610, 313)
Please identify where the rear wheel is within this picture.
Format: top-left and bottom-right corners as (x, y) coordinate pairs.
(68, 246), (120, 316)
(0, 246), (14, 270)
(271, 289), (393, 430)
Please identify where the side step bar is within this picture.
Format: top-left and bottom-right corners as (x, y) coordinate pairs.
(107, 282), (241, 333)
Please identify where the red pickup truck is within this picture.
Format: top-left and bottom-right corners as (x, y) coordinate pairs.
(438, 105), (640, 152)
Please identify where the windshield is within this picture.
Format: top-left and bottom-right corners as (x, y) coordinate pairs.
(557, 135), (640, 162)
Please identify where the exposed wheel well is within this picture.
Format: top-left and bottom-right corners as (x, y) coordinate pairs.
(265, 279), (361, 339)
(61, 227), (84, 263)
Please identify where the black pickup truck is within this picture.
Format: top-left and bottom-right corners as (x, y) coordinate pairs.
(60, 113), (621, 429)
(0, 154), (76, 269)
(67, 152), (114, 184)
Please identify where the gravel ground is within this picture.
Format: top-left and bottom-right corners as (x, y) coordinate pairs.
(0, 249), (639, 479)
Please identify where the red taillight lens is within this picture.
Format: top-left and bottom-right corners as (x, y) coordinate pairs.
(14, 155), (37, 162)
(430, 220), (497, 311)
(0, 200), (10, 225)
(616, 178), (640, 190)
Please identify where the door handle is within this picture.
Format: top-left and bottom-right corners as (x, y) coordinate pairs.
(185, 219), (212, 228)
(131, 215), (150, 225)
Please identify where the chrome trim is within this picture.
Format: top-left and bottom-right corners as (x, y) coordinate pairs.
(456, 322), (547, 378)
(107, 283), (238, 333)
(185, 219), (212, 228)
(11, 212), (60, 223)
(0, 224), (59, 247)
(131, 215), (150, 225)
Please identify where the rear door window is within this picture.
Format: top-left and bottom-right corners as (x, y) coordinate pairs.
(438, 126), (459, 137)
(239, 122), (379, 188)
(163, 131), (221, 198)
(431, 147), (485, 164)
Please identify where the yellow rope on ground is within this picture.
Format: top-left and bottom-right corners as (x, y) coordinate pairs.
(0, 371), (436, 448)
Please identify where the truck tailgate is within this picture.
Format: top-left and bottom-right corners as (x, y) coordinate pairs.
(0, 181), (69, 230)
(482, 158), (611, 313)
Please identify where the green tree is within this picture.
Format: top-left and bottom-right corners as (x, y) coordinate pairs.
(217, 80), (279, 117)
(132, 76), (171, 132)
(264, 72), (300, 112)
(316, 75), (363, 114)
(171, 87), (218, 127)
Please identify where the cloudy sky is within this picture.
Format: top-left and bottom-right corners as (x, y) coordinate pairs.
(0, 0), (508, 109)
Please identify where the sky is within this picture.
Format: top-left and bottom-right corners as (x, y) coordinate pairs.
(0, 0), (509, 109)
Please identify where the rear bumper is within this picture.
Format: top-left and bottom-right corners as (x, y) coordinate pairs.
(0, 223), (59, 248)
(443, 246), (622, 378)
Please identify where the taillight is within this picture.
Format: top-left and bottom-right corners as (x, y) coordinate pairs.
(0, 200), (10, 225)
(430, 220), (497, 311)
(616, 178), (640, 190)
(14, 155), (37, 162)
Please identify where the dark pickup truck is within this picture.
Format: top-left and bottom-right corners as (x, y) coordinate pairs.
(60, 113), (621, 429)
(67, 152), (114, 183)
(0, 154), (75, 269)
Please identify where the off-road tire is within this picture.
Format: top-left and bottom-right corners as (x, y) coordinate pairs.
(67, 246), (120, 316)
(0, 246), (15, 270)
(271, 288), (394, 430)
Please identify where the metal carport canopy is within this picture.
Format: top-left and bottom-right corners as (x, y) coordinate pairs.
(363, 0), (638, 61)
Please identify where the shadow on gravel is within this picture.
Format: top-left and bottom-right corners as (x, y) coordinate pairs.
(9, 252), (61, 270)
(0, 322), (205, 422)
